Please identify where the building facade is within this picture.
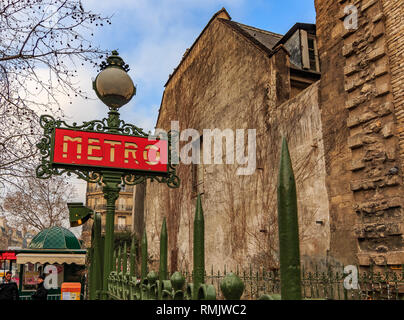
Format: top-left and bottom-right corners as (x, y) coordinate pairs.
(0, 217), (32, 250)
(142, 8), (330, 272)
(81, 183), (134, 248)
(136, 1), (404, 273)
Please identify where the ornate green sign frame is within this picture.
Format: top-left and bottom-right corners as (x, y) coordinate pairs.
(36, 112), (180, 189)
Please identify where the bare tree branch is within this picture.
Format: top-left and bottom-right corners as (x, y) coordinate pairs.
(1, 173), (76, 232)
(0, 0), (111, 188)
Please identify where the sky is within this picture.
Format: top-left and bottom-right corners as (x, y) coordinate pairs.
(66, 0), (316, 204)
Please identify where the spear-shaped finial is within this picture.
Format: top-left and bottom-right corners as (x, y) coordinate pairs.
(277, 137), (302, 300)
(193, 194), (205, 299)
(159, 217), (168, 281)
(141, 228), (148, 280)
(130, 234), (137, 277)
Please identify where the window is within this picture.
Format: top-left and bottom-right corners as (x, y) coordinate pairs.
(118, 216), (126, 230)
(300, 29), (319, 72)
(307, 36), (318, 71)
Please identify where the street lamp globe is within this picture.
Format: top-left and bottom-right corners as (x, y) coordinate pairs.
(93, 50), (136, 109)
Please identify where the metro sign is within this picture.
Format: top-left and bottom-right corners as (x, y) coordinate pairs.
(51, 128), (168, 175)
(0, 252), (17, 260)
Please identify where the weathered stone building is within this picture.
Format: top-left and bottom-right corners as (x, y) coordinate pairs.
(315, 0), (404, 268)
(138, 1), (403, 273)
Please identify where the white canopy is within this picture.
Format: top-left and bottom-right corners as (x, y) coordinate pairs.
(16, 253), (86, 265)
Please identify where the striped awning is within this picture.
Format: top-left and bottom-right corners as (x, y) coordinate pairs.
(16, 253), (86, 265)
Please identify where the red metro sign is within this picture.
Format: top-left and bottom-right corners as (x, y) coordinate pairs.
(51, 128), (168, 174)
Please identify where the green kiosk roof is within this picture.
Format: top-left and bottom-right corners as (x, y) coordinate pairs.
(29, 226), (82, 250)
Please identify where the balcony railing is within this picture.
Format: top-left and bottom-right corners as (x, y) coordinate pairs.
(91, 205), (133, 212)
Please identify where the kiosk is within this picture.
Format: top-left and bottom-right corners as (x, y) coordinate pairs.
(15, 226), (87, 300)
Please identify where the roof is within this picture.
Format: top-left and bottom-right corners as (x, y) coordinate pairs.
(29, 226), (82, 250)
(157, 9), (316, 128)
(229, 21), (283, 50)
(274, 22), (316, 47)
(163, 7), (231, 87)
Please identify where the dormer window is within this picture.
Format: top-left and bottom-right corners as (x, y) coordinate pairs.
(301, 29), (320, 72)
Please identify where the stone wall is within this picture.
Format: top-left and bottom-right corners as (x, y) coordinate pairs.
(145, 15), (281, 272)
(314, 0), (356, 265)
(315, 0), (404, 267)
(142, 0), (404, 273)
(144, 13), (330, 272)
(274, 81), (331, 265)
(381, 0), (404, 173)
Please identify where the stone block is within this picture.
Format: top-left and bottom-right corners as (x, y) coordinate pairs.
(369, 101), (393, 116)
(351, 158), (365, 171)
(361, 82), (374, 95)
(387, 197), (402, 209)
(350, 179), (376, 191)
(386, 251), (404, 265)
(346, 96), (366, 109)
(385, 175), (401, 187)
(347, 116), (360, 128)
(358, 253), (371, 266)
(370, 254), (387, 265)
(369, 120), (382, 133)
(381, 122), (395, 138)
(348, 133), (363, 149)
(342, 26), (356, 39)
(342, 43), (355, 57)
(362, 0), (378, 11)
(344, 64), (358, 76)
(362, 134), (378, 144)
(385, 145), (396, 160)
(360, 111), (378, 123)
(371, 22), (385, 40)
(368, 46), (386, 62)
(375, 83), (390, 96)
(344, 79), (357, 92)
(374, 63), (388, 77)
(372, 13), (384, 23)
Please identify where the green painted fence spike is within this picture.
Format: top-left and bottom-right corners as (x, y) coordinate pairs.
(122, 241), (127, 275)
(141, 228), (148, 280)
(130, 235), (137, 277)
(159, 217), (168, 281)
(277, 137), (302, 300)
(91, 212), (103, 300)
(112, 249), (117, 272)
(117, 245), (122, 274)
(220, 273), (245, 300)
(193, 193), (205, 300)
(171, 272), (186, 291)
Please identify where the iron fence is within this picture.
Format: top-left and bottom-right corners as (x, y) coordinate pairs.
(184, 265), (404, 300)
(93, 140), (404, 300)
(103, 265), (404, 300)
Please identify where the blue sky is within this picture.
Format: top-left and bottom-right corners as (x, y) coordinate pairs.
(68, 0), (316, 202)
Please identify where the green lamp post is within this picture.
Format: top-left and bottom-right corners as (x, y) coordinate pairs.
(36, 50), (179, 300)
(92, 51), (136, 300)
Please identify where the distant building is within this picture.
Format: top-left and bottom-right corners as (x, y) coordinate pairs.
(81, 183), (134, 248)
(0, 217), (32, 250)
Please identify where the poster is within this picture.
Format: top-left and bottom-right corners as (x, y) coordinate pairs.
(24, 271), (39, 285)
